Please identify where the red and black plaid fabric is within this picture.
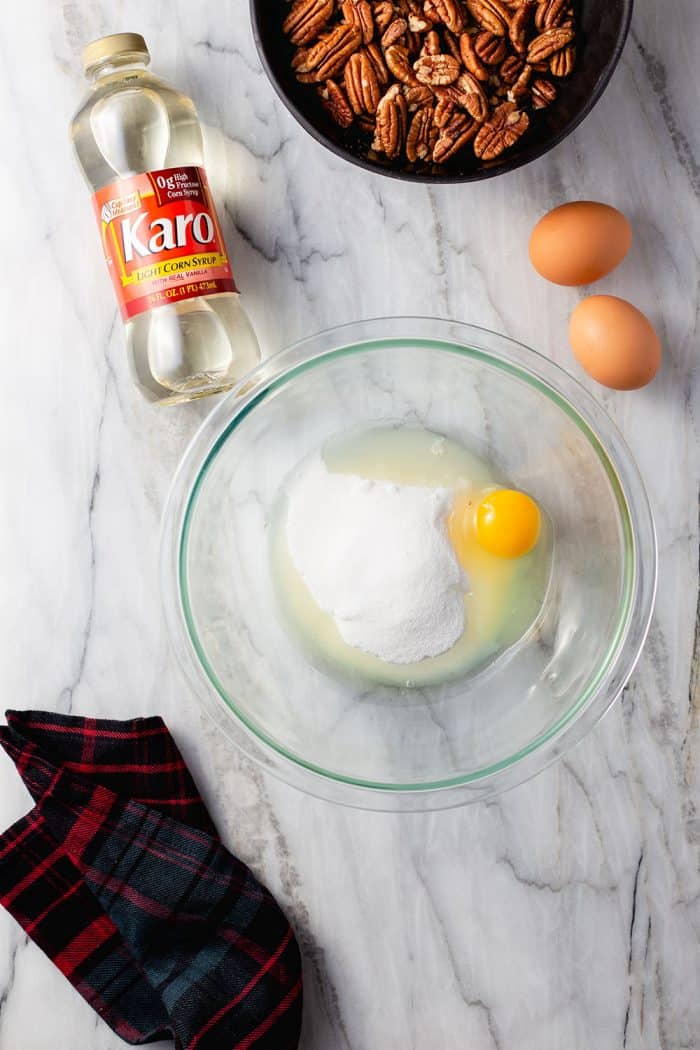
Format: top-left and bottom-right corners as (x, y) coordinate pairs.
(0, 710), (302, 1049)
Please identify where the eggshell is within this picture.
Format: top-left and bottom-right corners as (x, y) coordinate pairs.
(529, 201), (632, 286)
(569, 295), (661, 391)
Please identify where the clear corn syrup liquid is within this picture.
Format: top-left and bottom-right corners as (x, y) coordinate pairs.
(71, 48), (259, 404)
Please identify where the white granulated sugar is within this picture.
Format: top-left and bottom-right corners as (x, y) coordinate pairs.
(285, 455), (468, 664)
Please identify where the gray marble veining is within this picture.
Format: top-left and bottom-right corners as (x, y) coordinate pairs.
(0, 1), (698, 1047)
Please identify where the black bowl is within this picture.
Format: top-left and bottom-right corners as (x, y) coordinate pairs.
(250, 0), (633, 182)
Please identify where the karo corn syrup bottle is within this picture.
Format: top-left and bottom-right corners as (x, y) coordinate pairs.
(71, 34), (259, 405)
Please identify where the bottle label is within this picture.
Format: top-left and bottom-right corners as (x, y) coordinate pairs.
(92, 166), (237, 320)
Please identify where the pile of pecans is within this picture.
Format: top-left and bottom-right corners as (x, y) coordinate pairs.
(283, 0), (577, 167)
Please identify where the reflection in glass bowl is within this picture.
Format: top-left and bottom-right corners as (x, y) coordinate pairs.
(160, 318), (656, 810)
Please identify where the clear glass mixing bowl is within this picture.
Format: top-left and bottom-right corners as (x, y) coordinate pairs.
(161, 318), (657, 810)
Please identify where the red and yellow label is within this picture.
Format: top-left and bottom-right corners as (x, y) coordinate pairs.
(92, 166), (237, 320)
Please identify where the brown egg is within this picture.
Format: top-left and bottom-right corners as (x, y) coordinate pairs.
(569, 296), (661, 390)
(529, 201), (632, 286)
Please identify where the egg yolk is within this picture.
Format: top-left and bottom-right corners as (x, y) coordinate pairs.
(474, 489), (541, 559)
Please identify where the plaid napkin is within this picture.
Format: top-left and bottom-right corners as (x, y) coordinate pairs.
(0, 710), (302, 1049)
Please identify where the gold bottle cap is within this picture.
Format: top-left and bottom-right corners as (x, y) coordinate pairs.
(82, 33), (150, 73)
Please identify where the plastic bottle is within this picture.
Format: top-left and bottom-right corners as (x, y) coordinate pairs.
(71, 33), (260, 405)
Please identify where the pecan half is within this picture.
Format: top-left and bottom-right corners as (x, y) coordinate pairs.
(509, 1), (533, 55)
(344, 50), (381, 112)
(507, 62), (532, 102)
(534, 0), (568, 31)
(465, 0), (511, 36)
(498, 53), (524, 85)
(433, 111), (477, 162)
(284, 0), (334, 45)
(365, 41), (390, 82)
(549, 43), (575, 76)
(440, 70), (490, 121)
(318, 79), (355, 126)
(459, 32), (490, 80)
(403, 82), (435, 107)
(385, 43), (419, 83)
(424, 0), (464, 33)
(434, 95), (458, 127)
(341, 0), (375, 43)
(474, 101), (529, 159)
(421, 29), (442, 55)
(409, 13), (431, 30)
(372, 0), (395, 31)
(531, 76), (557, 108)
(474, 30), (507, 64)
(526, 25), (575, 63)
(381, 17), (408, 46)
(406, 104), (437, 160)
(373, 83), (408, 157)
(414, 52), (461, 85)
(440, 29), (458, 59)
(293, 23), (362, 79)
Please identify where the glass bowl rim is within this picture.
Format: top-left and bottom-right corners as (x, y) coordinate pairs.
(160, 317), (657, 808)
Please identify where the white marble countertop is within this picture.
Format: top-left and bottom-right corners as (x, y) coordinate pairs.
(1, 2), (698, 1047)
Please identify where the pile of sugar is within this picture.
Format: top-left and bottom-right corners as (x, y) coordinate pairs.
(285, 454), (468, 665)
